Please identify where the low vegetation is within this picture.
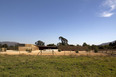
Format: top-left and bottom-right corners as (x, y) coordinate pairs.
(0, 55), (116, 77)
(75, 50), (79, 53)
(26, 49), (32, 53)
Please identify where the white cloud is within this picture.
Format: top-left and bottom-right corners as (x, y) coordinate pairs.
(101, 11), (114, 17)
(110, 5), (116, 11)
(100, 0), (116, 17)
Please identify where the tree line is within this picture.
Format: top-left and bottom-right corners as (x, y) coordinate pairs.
(1, 36), (116, 54)
(0, 44), (18, 50)
(35, 36), (116, 54)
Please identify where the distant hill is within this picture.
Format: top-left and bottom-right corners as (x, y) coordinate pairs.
(0, 41), (19, 46)
(100, 40), (116, 46)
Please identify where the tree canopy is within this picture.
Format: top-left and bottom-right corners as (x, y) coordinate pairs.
(35, 40), (45, 46)
(59, 36), (68, 45)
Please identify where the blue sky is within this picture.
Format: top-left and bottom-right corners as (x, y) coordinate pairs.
(0, 0), (116, 45)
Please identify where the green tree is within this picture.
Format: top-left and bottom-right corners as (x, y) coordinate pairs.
(35, 40), (45, 46)
(0, 44), (2, 48)
(76, 44), (80, 46)
(8, 46), (14, 50)
(82, 42), (88, 47)
(57, 43), (62, 46)
(59, 36), (68, 45)
(109, 43), (113, 46)
(2, 44), (8, 48)
(91, 45), (97, 50)
(104, 45), (110, 53)
(94, 48), (98, 53)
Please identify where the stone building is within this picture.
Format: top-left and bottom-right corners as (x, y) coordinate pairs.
(0, 48), (7, 52)
(18, 44), (39, 51)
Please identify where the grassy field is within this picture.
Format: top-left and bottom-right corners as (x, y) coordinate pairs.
(0, 55), (116, 77)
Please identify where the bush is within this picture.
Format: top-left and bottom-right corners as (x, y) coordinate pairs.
(94, 48), (98, 53)
(58, 49), (61, 52)
(75, 50), (78, 53)
(26, 49), (32, 53)
(86, 49), (90, 52)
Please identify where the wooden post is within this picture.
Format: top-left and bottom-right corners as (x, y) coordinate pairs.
(111, 50), (113, 55)
(41, 50), (42, 55)
(52, 50), (54, 55)
(19, 50), (20, 55)
(102, 50), (104, 53)
(37, 50), (41, 55)
(52, 50), (53, 55)
(64, 51), (65, 55)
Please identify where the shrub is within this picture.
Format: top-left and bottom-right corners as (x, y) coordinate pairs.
(58, 49), (61, 52)
(94, 48), (98, 53)
(26, 49), (32, 53)
(75, 50), (78, 53)
(86, 49), (89, 52)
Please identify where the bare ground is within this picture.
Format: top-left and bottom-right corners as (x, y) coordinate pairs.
(0, 50), (108, 56)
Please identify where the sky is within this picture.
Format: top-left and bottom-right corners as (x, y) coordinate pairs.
(0, 0), (116, 45)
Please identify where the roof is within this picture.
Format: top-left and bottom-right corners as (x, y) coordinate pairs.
(38, 46), (58, 50)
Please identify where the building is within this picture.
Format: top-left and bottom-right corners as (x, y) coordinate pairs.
(18, 44), (39, 51)
(0, 48), (7, 52)
(18, 44), (58, 51)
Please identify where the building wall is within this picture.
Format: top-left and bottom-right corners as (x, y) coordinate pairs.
(18, 44), (39, 51)
(0, 48), (7, 52)
(43, 49), (58, 52)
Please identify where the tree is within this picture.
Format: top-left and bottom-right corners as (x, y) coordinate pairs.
(76, 44), (80, 46)
(0, 44), (2, 48)
(35, 40), (45, 46)
(94, 47), (98, 53)
(86, 46), (91, 52)
(82, 42), (88, 47)
(109, 43), (113, 46)
(59, 36), (68, 45)
(14, 45), (18, 50)
(57, 43), (62, 46)
(8, 46), (14, 50)
(2, 44), (8, 48)
(109, 41), (116, 47)
(91, 45), (97, 50)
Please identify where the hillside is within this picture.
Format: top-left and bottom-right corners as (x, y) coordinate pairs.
(100, 40), (116, 46)
(0, 41), (19, 46)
